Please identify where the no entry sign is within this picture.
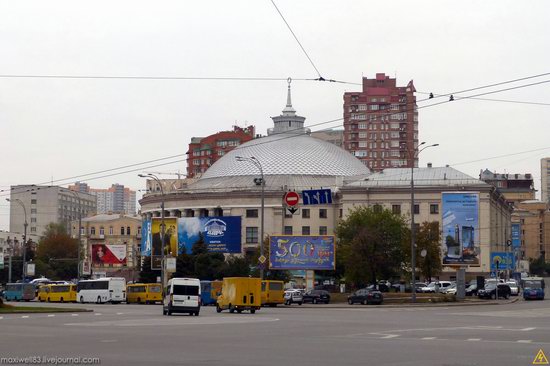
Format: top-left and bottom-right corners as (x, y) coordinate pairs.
(284, 191), (300, 207)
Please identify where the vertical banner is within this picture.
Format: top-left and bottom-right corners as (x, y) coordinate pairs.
(177, 217), (242, 254)
(152, 218), (178, 257)
(441, 192), (480, 266)
(141, 219), (152, 256)
(511, 223), (521, 249)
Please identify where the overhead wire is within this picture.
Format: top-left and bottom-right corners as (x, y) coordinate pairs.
(417, 92), (550, 107)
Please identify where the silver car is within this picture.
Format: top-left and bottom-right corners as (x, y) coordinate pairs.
(284, 290), (303, 305)
(506, 281), (519, 296)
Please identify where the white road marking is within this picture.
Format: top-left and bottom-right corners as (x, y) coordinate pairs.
(521, 327), (536, 331)
(0, 316), (3, 320)
(65, 316), (280, 327)
(94, 313), (102, 316)
(100, 340), (118, 343)
(421, 337), (437, 340)
(517, 340), (532, 343)
(71, 314), (79, 317)
(467, 338), (481, 341)
(382, 334), (400, 339)
(116, 312), (124, 315)
(47, 314), (55, 317)
(21, 315), (29, 319)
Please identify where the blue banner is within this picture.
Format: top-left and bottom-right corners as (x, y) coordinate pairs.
(140, 219), (152, 256)
(441, 192), (480, 266)
(269, 236), (335, 270)
(177, 216), (242, 254)
(511, 223), (521, 249)
(490, 252), (515, 271)
(302, 189), (332, 205)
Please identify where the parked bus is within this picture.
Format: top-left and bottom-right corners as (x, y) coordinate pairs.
(127, 283), (162, 304)
(521, 277), (545, 300)
(3, 283), (35, 302)
(42, 284), (77, 303)
(261, 280), (285, 307)
(77, 277), (126, 304)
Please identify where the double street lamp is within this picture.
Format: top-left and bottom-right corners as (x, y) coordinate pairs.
(138, 173), (166, 287)
(6, 198), (28, 281)
(235, 156), (265, 280)
(410, 142), (439, 303)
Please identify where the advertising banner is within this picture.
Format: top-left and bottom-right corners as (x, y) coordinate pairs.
(151, 218), (178, 257)
(92, 244), (127, 266)
(490, 252), (515, 271)
(269, 236), (335, 270)
(441, 192), (480, 266)
(511, 223), (521, 249)
(140, 219), (152, 256)
(177, 217), (242, 254)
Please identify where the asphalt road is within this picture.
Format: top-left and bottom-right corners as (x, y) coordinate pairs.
(1, 299), (549, 366)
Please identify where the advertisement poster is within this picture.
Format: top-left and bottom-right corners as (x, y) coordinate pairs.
(92, 244), (127, 266)
(177, 217), (242, 254)
(269, 236), (335, 270)
(151, 218), (178, 257)
(511, 223), (521, 249)
(441, 192), (480, 266)
(490, 252), (515, 271)
(140, 219), (152, 256)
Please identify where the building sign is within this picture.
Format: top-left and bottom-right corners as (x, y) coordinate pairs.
(26, 263), (35, 276)
(140, 219), (152, 256)
(441, 192), (480, 266)
(82, 260), (91, 276)
(151, 218), (178, 257)
(301, 189), (332, 205)
(92, 244), (127, 266)
(177, 217), (242, 254)
(511, 223), (521, 249)
(490, 252), (515, 271)
(269, 236), (335, 270)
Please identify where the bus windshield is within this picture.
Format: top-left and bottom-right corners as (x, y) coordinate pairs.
(523, 280), (543, 290)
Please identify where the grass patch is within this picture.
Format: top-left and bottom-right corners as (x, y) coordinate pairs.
(0, 304), (91, 313)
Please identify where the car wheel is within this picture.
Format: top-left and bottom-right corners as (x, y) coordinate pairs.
(47, 297), (50, 302)
(216, 304), (222, 313)
(505, 293), (510, 300)
(362, 299), (367, 305)
(229, 305), (235, 313)
(80, 296), (84, 303)
(237, 309), (243, 314)
(313, 298), (318, 304)
(251, 308), (256, 314)
(491, 293), (496, 300)
(298, 302), (302, 305)
(348, 299), (353, 305)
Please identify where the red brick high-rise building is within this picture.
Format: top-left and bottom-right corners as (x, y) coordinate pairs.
(186, 125), (256, 178)
(343, 73), (418, 171)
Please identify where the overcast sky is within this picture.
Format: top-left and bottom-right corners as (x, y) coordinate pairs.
(1, 0), (549, 231)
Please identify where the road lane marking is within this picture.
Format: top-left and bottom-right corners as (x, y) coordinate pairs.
(116, 312), (124, 315)
(522, 327), (536, 331)
(421, 337), (437, 340)
(100, 340), (118, 343)
(71, 314), (79, 317)
(65, 316), (280, 327)
(94, 313), (102, 316)
(0, 316), (3, 320)
(517, 340), (532, 343)
(47, 315), (55, 317)
(21, 316), (29, 319)
(467, 338), (481, 341)
(381, 334), (400, 339)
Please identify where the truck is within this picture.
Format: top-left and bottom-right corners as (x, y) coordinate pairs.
(216, 277), (261, 314)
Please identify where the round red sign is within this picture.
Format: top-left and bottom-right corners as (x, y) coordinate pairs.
(284, 191), (300, 207)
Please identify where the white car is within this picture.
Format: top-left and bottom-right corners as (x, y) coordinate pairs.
(284, 290), (303, 305)
(506, 281), (519, 296)
(442, 284), (457, 295)
(420, 281), (453, 293)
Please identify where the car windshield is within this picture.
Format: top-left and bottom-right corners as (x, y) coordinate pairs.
(484, 284), (496, 290)
(523, 280), (542, 290)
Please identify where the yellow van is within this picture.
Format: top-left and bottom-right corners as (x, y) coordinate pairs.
(216, 277), (261, 314)
(37, 285), (50, 302)
(211, 280), (223, 302)
(261, 280), (285, 307)
(46, 284), (77, 303)
(127, 283), (162, 304)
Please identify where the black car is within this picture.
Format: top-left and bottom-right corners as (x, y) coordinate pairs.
(348, 288), (383, 305)
(303, 290), (330, 304)
(465, 284), (478, 296)
(478, 283), (511, 299)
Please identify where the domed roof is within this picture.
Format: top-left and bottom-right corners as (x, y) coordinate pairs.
(196, 82), (370, 189)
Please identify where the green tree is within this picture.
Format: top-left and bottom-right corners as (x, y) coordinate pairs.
(35, 223), (78, 280)
(221, 256), (251, 278)
(414, 222), (442, 282)
(336, 206), (406, 288)
(172, 248), (194, 278)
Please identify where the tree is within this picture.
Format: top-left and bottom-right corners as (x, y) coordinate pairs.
(172, 248), (194, 278)
(35, 223), (78, 280)
(249, 236), (291, 281)
(336, 206), (406, 289)
(220, 256), (251, 278)
(414, 222), (442, 282)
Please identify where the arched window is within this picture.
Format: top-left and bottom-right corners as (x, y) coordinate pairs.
(126, 226), (131, 235)
(90, 227), (96, 235)
(120, 227), (125, 235)
(99, 227), (105, 236)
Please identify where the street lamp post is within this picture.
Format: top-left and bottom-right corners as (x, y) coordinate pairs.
(7, 198), (27, 281)
(139, 174), (166, 287)
(236, 156), (265, 280)
(410, 142), (439, 303)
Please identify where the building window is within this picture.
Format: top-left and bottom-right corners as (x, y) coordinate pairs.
(373, 204), (383, 213)
(108, 227), (113, 235)
(319, 226), (328, 235)
(99, 227), (104, 236)
(31, 209), (37, 214)
(91, 227), (96, 235)
(392, 205), (401, 215)
(284, 226), (293, 235)
(319, 209), (328, 219)
(246, 209), (258, 218)
(80, 226), (85, 235)
(137, 226), (141, 234)
(430, 204), (439, 214)
(127, 226), (131, 235)
(121, 227), (125, 235)
(30, 217), (37, 223)
(246, 227), (258, 244)
(413, 204), (420, 215)
(302, 209), (310, 219)
(214, 207), (223, 216)
(30, 227), (36, 233)
(302, 226), (311, 235)
(31, 199), (37, 204)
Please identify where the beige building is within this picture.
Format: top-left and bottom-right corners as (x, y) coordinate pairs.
(71, 214), (142, 279)
(512, 200), (550, 262)
(311, 129), (344, 148)
(541, 158), (550, 204)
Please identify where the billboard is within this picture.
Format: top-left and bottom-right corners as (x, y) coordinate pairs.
(511, 223), (521, 249)
(490, 252), (515, 271)
(441, 192), (480, 266)
(92, 244), (127, 266)
(141, 219), (152, 256)
(152, 218), (178, 257)
(269, 236), (335, 270)
(177, 217), (242, 254)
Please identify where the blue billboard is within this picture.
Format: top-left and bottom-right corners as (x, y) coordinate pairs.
(490, 252), (515, 271)
(269, 236), (335, 270)
(140, 219), (152, 256)
(511, 223), (521, 249)
(177, 217), (242, 254)
(441, 192), (480, 266)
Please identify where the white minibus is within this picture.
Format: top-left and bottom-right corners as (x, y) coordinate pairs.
(77, 277), (126, 304)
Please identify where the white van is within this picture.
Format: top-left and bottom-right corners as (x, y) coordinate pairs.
(163, 278), (201, 316)
(77, 277), (126, 304)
